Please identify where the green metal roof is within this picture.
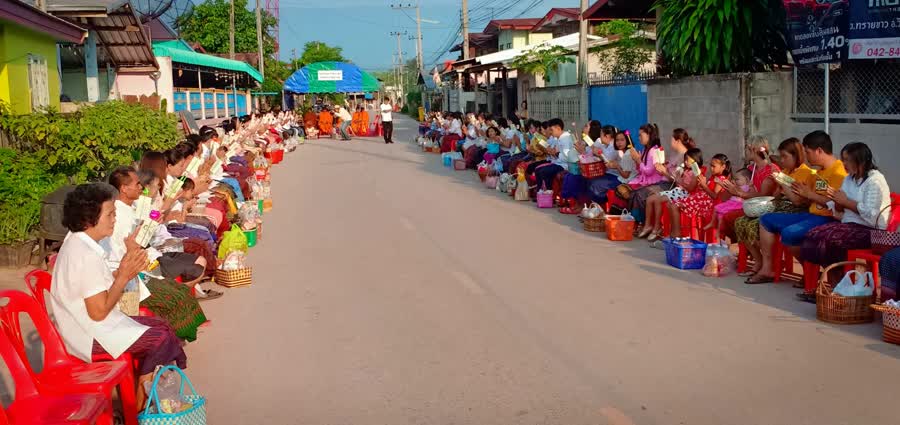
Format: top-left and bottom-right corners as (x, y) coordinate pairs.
(152, 40), (263, 83)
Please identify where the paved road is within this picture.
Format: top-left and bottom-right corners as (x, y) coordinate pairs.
(187, 115), (900, 425)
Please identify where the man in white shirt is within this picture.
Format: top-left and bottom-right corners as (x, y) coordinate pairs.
(535, 118), (573, 197)
(335, 106), (353, 141)
(380, 98), (394, 144)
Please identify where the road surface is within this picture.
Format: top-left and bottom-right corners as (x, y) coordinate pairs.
(187, 115), (900, 425)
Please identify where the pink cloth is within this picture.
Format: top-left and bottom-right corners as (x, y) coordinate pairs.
(714, 197), (744, 217)
(629, 146), (666, 189)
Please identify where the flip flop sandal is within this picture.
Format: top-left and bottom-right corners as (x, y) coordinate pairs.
(744, 276), (774, 285)
(738, 270), (759, 277)
(198, 290), (224, 301)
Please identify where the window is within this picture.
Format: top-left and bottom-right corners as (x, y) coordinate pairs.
(27, 54), (50, 111)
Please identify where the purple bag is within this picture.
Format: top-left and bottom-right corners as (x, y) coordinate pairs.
(166, 223), (216, 253)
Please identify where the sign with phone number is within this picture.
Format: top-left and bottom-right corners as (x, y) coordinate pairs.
(848, 37), (900, 58)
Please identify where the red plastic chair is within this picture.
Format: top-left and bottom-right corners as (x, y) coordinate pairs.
(0, 322), (113, 425)
(842, 193), (900, 293)
(0, 289), (138, 425)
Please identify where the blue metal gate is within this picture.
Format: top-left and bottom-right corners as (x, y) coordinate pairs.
(589, 84), (648, 147)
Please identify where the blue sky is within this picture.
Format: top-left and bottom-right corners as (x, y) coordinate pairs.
(276, 0), (586, 72)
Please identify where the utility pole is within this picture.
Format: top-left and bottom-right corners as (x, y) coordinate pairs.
(390, 3), (424, 72)
(578, 0), (589, 132)
(291, 48), (297, 70)
(256, 0), (265, 79)
(390, 31), (407, 103)
(415, 3), (424, 72)
(461, 0), (470, 60)
(229, 0), (235, 59)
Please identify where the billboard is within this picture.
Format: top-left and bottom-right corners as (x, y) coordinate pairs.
(783, 0), (900, 63)
(782, 0), (850, 64)
(848, 0), (900, 59)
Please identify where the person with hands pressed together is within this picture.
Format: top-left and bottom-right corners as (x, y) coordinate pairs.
(794, 141), (892, 302)
(51, 184), (187, 409)
(757, 131), (843, 287)
(716, 135), (781, 246)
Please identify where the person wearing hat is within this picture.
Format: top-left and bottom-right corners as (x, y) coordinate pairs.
(336, 105), (353, 141)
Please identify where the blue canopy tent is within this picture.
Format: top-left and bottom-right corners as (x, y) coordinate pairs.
(282, 61), (380, 110)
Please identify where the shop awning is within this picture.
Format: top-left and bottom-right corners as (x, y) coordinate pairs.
(152, 40), (263, 83)
(282, 61), (379, 94)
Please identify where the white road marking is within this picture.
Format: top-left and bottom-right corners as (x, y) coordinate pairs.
(399, 216), (416, 231)
(451, 270), (485, 295)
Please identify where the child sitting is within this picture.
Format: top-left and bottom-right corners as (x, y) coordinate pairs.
(704, 166), (751, 236)
(644, 148), (718, 241)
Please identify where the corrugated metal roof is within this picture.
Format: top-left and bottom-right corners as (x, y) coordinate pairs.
(51, 1), (158, 71)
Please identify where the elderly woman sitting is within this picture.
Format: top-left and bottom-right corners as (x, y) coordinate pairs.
(52, 183), (187, 407)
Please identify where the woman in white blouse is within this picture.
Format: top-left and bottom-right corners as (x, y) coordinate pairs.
(799, 142), (892, 275)
(52, 184), (187, 406)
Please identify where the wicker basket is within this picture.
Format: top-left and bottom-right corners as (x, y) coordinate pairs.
(214, 267), (253, 288)
(583, 216), (605, 232)
(870, 304), (900, 344)
(816, 261), (875, 324)
(117, 290), (140, 316)
(579, 161), (607, 179)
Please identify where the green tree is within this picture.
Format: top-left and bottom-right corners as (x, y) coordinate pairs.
(591, 19), (654, 78)
(296, 41), (345, 68)
(653, 0), (788, 76)
(175, 0), (276, 55)
(511, 45), (575, 82)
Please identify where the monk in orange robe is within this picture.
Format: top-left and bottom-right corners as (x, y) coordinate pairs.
(303, 109), (317, 129)
(318, 107), (334, 137)
(351, 105), (369, 136)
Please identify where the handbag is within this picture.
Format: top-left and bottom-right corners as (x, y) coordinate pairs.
(138, 366), (206, 425)
(871, 203), (900, 255)
(615, 184), (633, 201)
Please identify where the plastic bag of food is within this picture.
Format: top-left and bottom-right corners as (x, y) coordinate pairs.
(217, 224), (248, 259)
(702, 242), (734, 277)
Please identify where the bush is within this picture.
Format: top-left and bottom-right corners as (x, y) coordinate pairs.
(0, 101), (180, 181)
(0, 149), (67, 244)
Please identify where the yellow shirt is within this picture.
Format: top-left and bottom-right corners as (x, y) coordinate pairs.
(809, 159), (847, 216)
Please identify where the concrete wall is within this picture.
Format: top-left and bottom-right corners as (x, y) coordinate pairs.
(115, 57), (173, 111)
(0, 22), (62, 114)
(792, 122), (900, 189)
(647, 73), (747, 165)
(748, 71), (793, 148)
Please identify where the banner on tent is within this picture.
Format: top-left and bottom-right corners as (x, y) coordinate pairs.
(317, 70), (343, 81)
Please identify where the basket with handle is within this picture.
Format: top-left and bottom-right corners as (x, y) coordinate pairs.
(816, 261), (876, 324)
(583, 216), (605, 233)
(870, 304), (900, 344)
(579, 161), (607, 179)
(536, 183), (554, 208)
(138, 365), (206, 425)
(869, 202), (900, 255)
(214, 267), (252, 288)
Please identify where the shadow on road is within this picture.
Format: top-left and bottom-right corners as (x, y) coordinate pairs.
(404, 134), (900, 361)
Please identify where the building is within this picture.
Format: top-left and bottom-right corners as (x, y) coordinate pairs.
(45, 0), (159, 106)
(0, 0), (85, 114)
